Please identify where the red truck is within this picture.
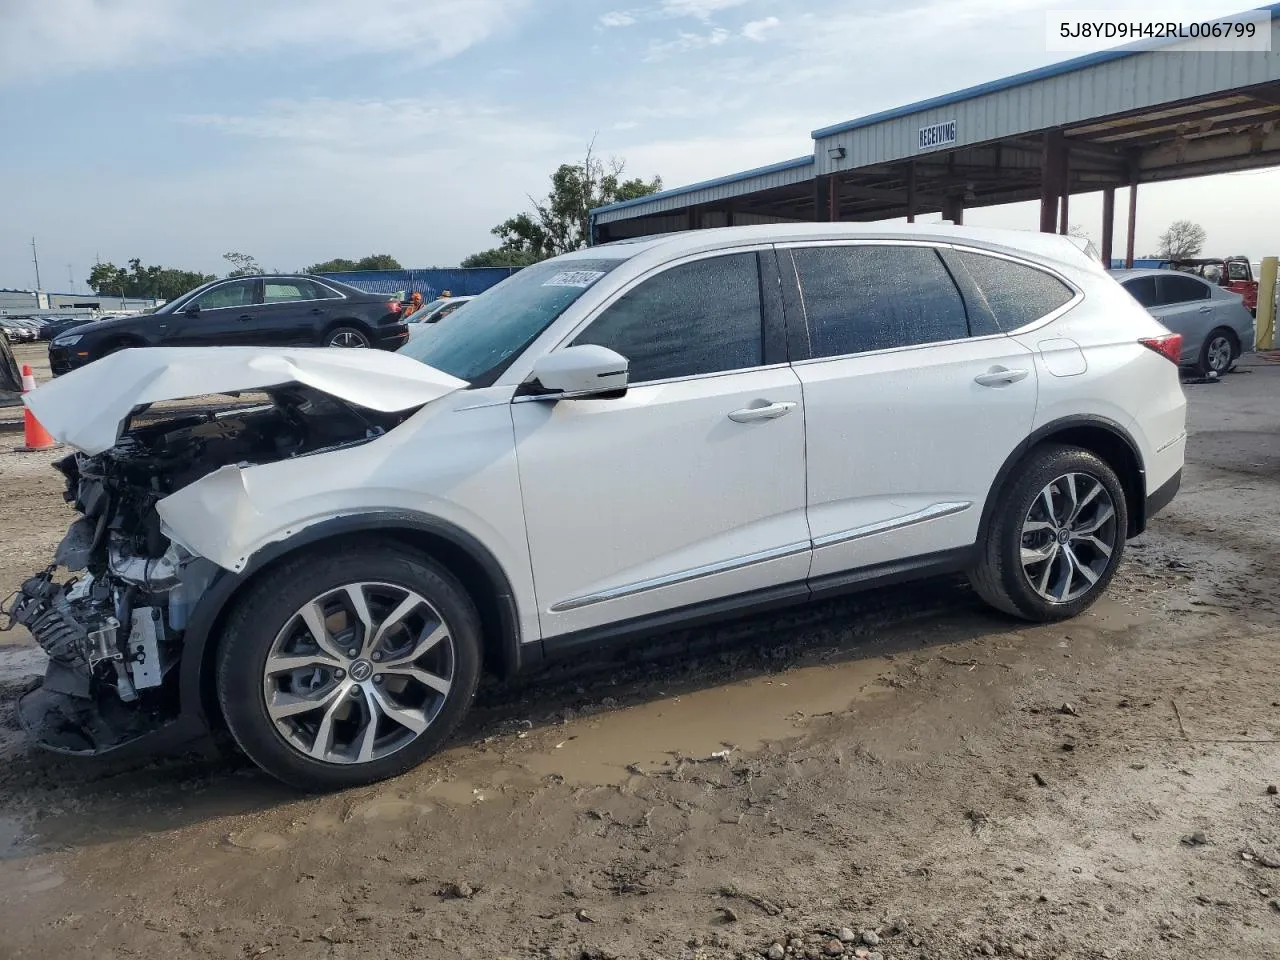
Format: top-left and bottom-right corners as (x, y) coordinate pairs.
(1170, 257), (1259, 314)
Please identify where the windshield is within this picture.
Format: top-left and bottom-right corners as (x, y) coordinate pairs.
(405, 300), (449, 323)
(398, 258), (624, 385)
(151, 280), (218, 315)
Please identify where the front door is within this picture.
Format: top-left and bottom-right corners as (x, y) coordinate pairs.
(780, 242), (1044, 581)
(159, 278), (263, 346)
(511, 250), (811, 640)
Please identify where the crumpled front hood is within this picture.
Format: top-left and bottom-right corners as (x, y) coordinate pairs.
(25, 346), (468, 455)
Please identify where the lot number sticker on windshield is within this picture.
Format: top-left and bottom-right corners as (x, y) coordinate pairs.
(543, 270), (607, 288)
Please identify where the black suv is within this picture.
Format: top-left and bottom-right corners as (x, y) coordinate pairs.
(48, 275), (409, 375)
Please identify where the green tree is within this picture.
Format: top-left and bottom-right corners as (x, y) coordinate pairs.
(223, 251), (264, 277)
(466, 142), (661, 266)
(354, 254), (402, 271)
(304, 257), (360, 273)
(87, 260), (214, 301)
(303, 254), (403, 273)
(1156, 220), (1207, 260)
(460, 247), (543, 269)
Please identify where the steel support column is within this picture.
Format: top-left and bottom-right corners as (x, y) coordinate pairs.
(906, 162), (917, 223)
(1100, 187), (1115, 266)
(1058, 147), (1070, 234)
(1040, 130), (1066, 233)
(941, 195), (964, 225)
(1125, 178), (1138, 268)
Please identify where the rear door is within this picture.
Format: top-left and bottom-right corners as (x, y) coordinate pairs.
(1152, 274), (1216, 362)
(158, 278), (262, 346)
(260, 279), (329, 345)
(782, 241), (1046, 584)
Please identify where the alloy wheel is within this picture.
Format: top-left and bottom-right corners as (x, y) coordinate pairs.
(328, 330), (370, 348)
(1206, 335), (1233, 374)
(1020, 472), (1118, 604)
(262, 582), (455, 764)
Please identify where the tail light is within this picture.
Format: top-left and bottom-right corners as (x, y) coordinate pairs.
(387, 299), (403, 314)
(1140, 333), (1182, 365)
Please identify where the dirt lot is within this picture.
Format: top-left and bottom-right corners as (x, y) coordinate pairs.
(0, 357), (1278, 960)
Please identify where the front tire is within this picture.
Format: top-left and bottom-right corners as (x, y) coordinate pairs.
(969, 445), (1128, 622)
(216, 543), (482, 791)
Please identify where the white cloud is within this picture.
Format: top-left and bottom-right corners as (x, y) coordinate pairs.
(645, 27), (730, 60)
(659, 0), (752, 20)
(0, 0), (528, 82)
(742, 16), (779, 41)
(598, 10), (638, 27)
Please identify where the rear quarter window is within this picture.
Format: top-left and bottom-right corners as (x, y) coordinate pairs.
(952, 250), (1075, 330)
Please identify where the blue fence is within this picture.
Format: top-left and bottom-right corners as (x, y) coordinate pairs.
(317, 267), (522, 300)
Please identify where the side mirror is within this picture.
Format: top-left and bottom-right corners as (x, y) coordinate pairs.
(523, 345), (628, 399)
(183, 303), (201, 317)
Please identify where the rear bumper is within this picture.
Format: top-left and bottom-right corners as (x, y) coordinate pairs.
(374, 325), (410, 351)
(1145, 468), (1181, 522)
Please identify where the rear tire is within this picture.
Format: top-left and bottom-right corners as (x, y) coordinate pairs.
(216, 543), (483, 791)
(969, 444), (1128, 622)
(1197, 329), (1237, 377)
(325, 326), (371, 348)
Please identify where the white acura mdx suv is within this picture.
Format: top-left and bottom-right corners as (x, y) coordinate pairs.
(12, 224), (1186, 789)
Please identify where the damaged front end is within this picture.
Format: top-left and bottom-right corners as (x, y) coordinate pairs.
(4, 386), (414, 756)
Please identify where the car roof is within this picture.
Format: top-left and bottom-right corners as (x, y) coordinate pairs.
(1110, 268), (1210, 281)
(568, 222), (1095, 268)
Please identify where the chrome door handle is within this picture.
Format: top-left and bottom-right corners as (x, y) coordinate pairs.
(974, 367), (1030, 387)
(1198, 306), (1213, 313)
(728, 400), (797, 423)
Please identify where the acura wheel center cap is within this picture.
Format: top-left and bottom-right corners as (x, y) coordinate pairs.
(349, 659), (374, 682)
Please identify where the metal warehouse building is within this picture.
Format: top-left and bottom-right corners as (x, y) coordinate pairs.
(591, 8), (1280, 268)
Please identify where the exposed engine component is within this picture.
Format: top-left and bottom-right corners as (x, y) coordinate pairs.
(4, 384), (406, 754)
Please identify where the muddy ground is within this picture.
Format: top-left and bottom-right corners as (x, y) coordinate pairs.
(0, 356), (1278, 960)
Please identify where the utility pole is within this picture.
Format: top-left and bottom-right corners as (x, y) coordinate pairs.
(67, 264), (74, 293)
(31, 237), (42, 291)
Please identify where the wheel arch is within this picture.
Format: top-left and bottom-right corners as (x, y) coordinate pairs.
(178, 512), (529, 736)
(979, 416), (1147, 543)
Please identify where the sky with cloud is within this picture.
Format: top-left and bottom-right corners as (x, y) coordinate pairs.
(2, 0), (1277, 291)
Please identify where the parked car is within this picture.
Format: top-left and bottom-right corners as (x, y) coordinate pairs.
(38, 315), (96, 341)
(47, 274), (409, 375)
(406, 295), (473, 324)
(0, 317), (39, 342)
(0, 324), (21, 404)
(1112, 268), (1255, 376)
(1169, 256), (1259, 314)
(12, 223), (1186, 789)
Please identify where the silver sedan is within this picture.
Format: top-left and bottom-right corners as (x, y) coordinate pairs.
(1113, 268), (1255, 377)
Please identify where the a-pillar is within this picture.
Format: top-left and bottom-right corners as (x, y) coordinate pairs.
(941, 195), (964, 225)
(1100, 187), (1115, 267)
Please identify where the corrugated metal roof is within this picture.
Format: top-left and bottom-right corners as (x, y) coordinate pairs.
(811, 1), (1280, 138)
(592, 156), (814, 221)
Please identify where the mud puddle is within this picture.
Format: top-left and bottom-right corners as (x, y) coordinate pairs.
(517, 654), (894, 784)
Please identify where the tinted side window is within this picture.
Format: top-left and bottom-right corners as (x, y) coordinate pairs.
(263, 280), (314, 303)
(1123, 276), (1160, 308)
(1227, 261), (1250, 281)
(571, 253), (763, 383)
(791, 245), (968, 358)
(1159, 275), (1210, 304)
(953, 250), (1074, 330)
(194, 280), (255, 310)
(312, 282), (344, 300)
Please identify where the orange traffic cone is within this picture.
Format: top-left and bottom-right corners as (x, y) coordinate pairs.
(16, 364), (57, 452)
